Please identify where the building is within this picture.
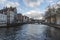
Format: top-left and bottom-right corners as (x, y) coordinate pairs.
(45, 7), (51, 23)
(55, 7), (60, 25)
(16, 13), (23, 23)
(22, 16), (29, 23)
(16, 14), (30, 24)
(0, 10), (7, 26)
(45, 4), (60, 25)
(28, 18), (35, 23)
(0, 7), (17, 26)
(6, 7), (17, 25)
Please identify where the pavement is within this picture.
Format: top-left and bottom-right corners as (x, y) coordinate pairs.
(43, 23), (60, 28)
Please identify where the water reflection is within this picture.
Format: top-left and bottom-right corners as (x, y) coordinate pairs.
(0, 28), (16, 40)
(47, 27), (60, 40)
(15, 24), (48, 40)
(0, 24), (60, 40)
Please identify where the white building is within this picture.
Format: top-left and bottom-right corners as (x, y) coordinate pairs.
(56, 14), (60, 25)
(8, 11), (15, 24)
(7, 7), (17, 24)
(0, 7), (17, 26)
(0, 14), (7, 23)
(0, 10), (7, 26)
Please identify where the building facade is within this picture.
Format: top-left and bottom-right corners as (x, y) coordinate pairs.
(0, 14), (7, 23)
(16, 14), (23, 23)
(23, 16), (29, 23)
(7, 7), (17, 24)
(45, 4), (60, 25)
(0, 7), (17, 26)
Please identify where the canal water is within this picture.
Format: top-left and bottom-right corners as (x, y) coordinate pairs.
(0, 24), (60, 40)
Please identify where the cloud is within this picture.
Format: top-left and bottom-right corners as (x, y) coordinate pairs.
(0, 0), (21, 13)
(23, 10), (44, 19)
(0, 0), (20, 9)
(5, 1), (22, 13)
(45, 0), (55, 6)
(0, 0), (6, 3)
(0, 0), (7, 9)
(17, 7), (22, 13)
(6, 2), (20, 7)
(49, 1), (60, 9)
(46, 0), (53, 3)
(23, 0), (43, 7)
(57, 1), (60, 4)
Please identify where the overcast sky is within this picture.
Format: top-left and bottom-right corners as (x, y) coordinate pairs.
(0, 0), (60, 19)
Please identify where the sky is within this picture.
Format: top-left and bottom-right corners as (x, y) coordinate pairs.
(0, 0), (60, 19)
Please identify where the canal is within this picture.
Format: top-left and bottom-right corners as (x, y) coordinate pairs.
(0, 24), (60, 40)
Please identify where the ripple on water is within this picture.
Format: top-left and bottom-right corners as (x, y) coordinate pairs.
(0, 24), (52, 40)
